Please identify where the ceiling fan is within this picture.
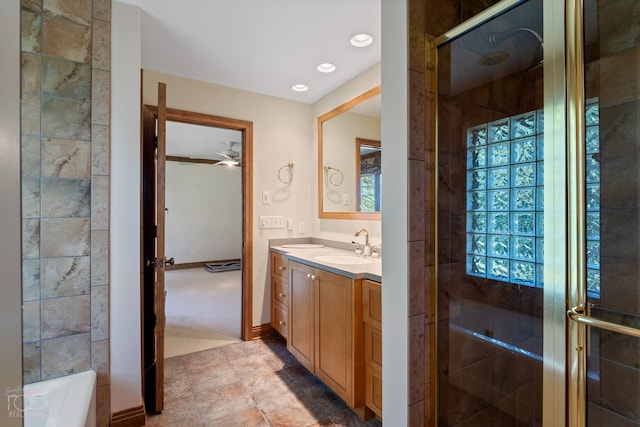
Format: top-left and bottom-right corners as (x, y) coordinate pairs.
(217, 141), (241, 167)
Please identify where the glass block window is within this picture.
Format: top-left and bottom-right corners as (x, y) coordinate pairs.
(585, 100), (600, 295)
(465, 102), (600, 292)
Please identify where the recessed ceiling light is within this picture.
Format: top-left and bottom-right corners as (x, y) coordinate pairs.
(291, 84), (309, 92)
(350, 33), (373, 47)
(317, 63), (336, 73)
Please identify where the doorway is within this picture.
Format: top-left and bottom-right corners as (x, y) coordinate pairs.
(434, 0), (640, 425)
(141, 103), (254, 413)
(163, 121), (244, 357)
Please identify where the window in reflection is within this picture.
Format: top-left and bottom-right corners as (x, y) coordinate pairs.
(356, 138), (381, 212)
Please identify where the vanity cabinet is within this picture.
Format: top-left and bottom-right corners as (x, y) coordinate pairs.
(270, 250), (289, 338)
(362, 279), (382, 418)
(287, 260), (365, 412)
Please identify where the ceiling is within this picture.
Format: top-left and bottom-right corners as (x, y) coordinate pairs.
(118, 0), (381, 104)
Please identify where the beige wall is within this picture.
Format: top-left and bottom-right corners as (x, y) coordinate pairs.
(142, 69), (314, 326)
(0, 1), (23, 426)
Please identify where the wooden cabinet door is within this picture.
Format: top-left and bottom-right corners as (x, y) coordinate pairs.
(315, 269), (354, 405)
(287, 261), (315, 371)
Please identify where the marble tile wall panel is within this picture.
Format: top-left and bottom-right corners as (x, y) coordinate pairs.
(22, 176), (41, 218)
(41, 138), (91, 178)
(22, 300), (41, 342)
(92, 69), (110, 126)
(21, 94), (41, 136)
(44, 0), (91, 25)
(41, 177), (91, 218)
(91, 175), (108, 229)
(93, 0), (110, 21)
(42, 56), (91, 100)
(92, 18), (110, 71)
(41, 294), (90, 339)
(42, 256), (90, 298)
(22, 136), (41, 177)
(92, 125), (109, 175)
(41, 333), (91, 379)
(23, 342), (41, 383)
(42, 16), (91, 63)
(21, 0), (42, 13)
(21, 0), (112, 413)
(21, 52), (41, 94)
(41, 218), (90, 257)
(91, 285), (109, 341)
(21, 9), (42, 53)
(91, 230), (109, 286)
(92, 339), (110, 387)
(22, 259), (41, 302)
(22, 219), (40, 259)
(42, 98), (91, 140)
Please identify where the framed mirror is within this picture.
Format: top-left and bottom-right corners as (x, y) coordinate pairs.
(318, 86), (381, 220)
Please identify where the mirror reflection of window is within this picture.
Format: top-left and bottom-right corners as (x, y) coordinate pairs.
(356, 138), (381, 212)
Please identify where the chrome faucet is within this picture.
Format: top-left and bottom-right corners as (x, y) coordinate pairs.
(354, 228), (370, 256)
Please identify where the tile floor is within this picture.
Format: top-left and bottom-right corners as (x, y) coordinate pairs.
(147, 335), (382, 427)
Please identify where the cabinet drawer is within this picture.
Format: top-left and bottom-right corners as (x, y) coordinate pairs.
(271, 275), (288, 307)
(270, 251), (288, 279)
(271, 301), (288, 338)
(362, 280), (381, 329)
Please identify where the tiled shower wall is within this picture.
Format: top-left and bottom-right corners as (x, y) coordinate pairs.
(20, 0), (111, 425)
(406, 0), (503, 425)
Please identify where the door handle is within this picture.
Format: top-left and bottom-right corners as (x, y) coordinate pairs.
(166, 257), (175, 266)
(567, 304), (640, 338)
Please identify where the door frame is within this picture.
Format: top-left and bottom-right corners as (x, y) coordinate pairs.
(140, 105), (254, 410)
(143, 105), (254, 341)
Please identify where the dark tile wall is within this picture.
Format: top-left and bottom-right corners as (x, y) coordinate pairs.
(20, 0), (111, 425)
(407, 0), (533, 425)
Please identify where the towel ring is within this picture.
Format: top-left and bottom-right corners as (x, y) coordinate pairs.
(278, 162), (294, 184)
(324, 165), (344, 186)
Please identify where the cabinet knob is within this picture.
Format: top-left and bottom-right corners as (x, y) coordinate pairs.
(279, 320), (285, 325)
(310, 274), (317, 280)
(278, 265), (285, 271)
(278, 292), (285, 298)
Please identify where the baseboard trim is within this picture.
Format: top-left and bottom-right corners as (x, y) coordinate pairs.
(111, 405), (146, 427)
(252, 323), (276, 340)
(166, 258), (241, 271)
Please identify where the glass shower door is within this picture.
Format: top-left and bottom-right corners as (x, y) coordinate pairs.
(435, 0), (546, 424)
(565, 0), (640, 425)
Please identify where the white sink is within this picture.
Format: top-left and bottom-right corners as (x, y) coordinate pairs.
(314, 255), (375, 265)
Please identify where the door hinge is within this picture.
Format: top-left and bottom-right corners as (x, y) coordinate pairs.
(153, 135), (158, 149)
(154, 225), (157, 238)
(153, 313), (157, 328)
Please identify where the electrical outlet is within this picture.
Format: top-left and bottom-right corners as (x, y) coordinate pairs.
(343, 193), (350, 205)
(287, 218), (294, 230)
(298, 221), (305, 234)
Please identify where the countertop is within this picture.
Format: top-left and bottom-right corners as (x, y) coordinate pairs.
(270, 244), (382, 282)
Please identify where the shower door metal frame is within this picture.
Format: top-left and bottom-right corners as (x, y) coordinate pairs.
(431, 0), (569, 425)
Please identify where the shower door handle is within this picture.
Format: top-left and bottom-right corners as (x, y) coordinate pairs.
(567, 304), (640, 338)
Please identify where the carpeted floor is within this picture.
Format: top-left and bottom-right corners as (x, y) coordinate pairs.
(164, 268), (242, 358)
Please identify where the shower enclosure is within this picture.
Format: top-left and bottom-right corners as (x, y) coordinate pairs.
(434, 0), (640, 425)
